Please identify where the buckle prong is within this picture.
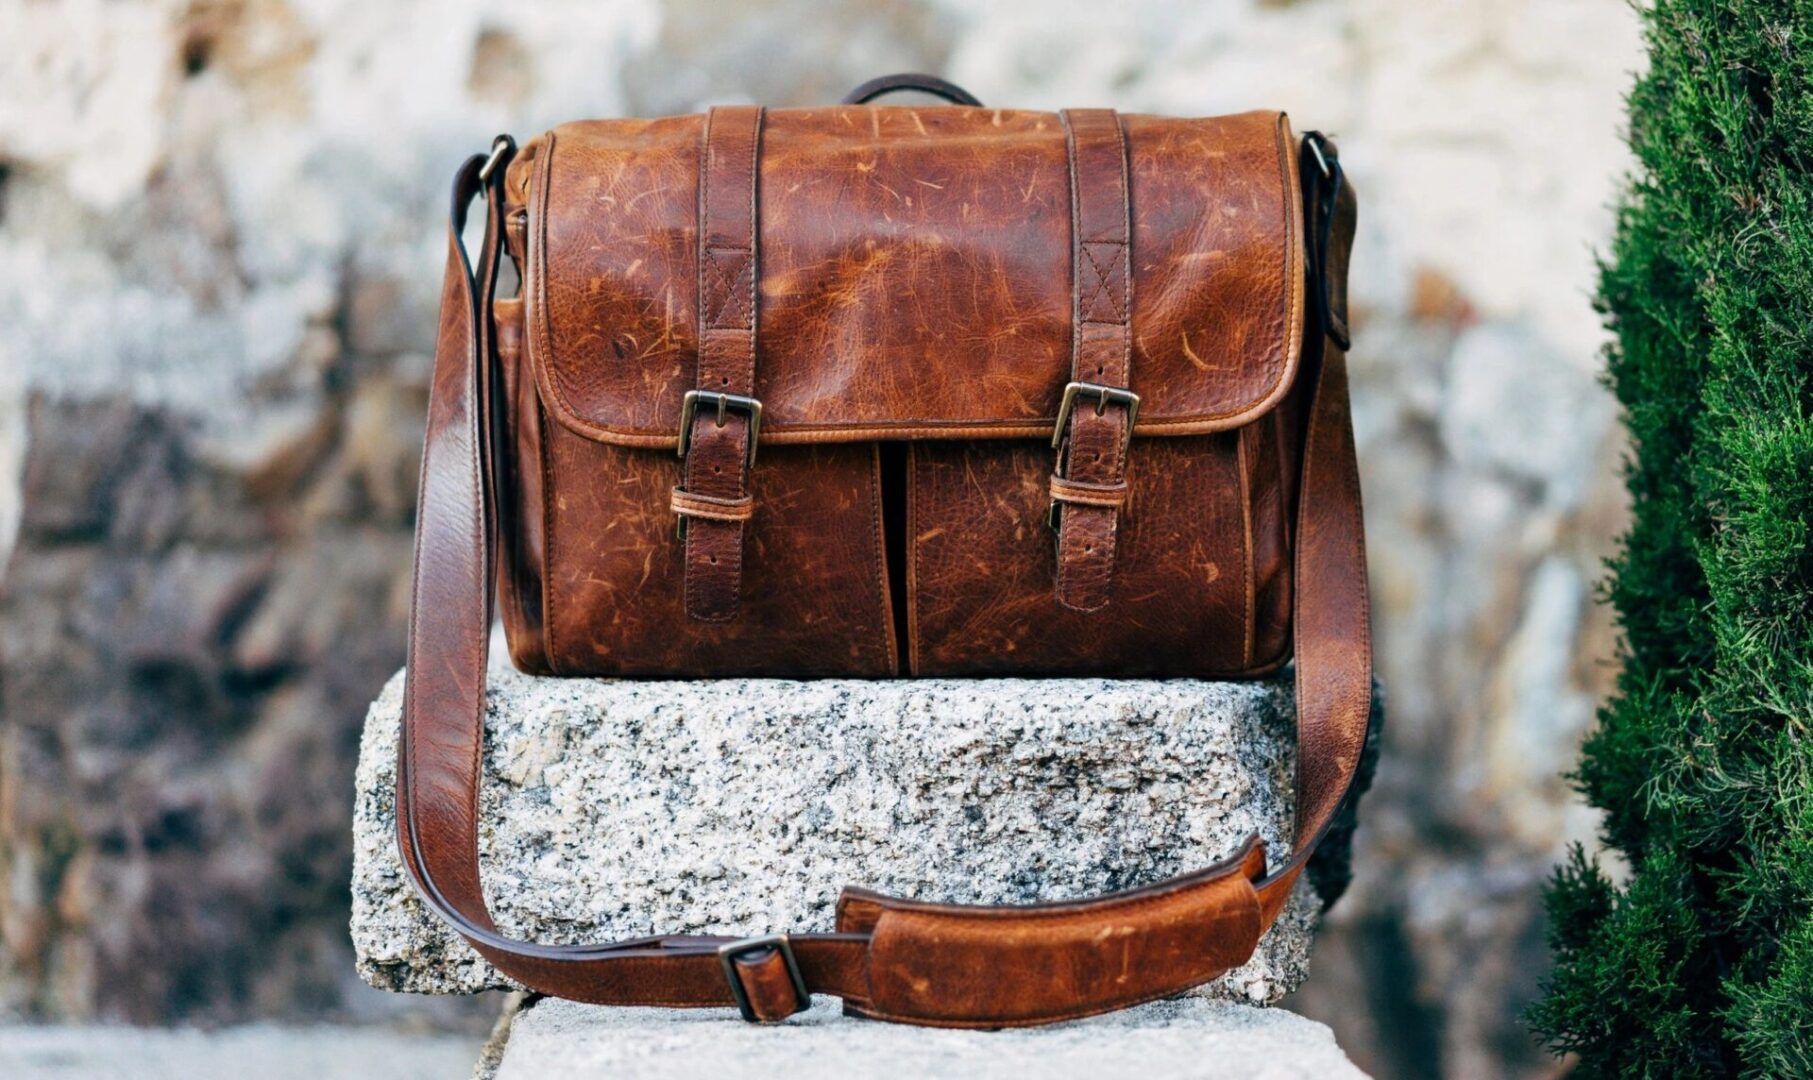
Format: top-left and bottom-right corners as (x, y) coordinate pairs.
(718, 934), (808, 1023)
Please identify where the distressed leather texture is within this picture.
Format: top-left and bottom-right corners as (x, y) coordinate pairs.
(398, 86), (1370, 1029)
(514, 107), (1303, 446)
(496, 105), (1306, 676)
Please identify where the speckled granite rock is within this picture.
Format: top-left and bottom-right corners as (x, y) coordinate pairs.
(352, 667), (1326, 1005)
(479, 996), (1369, 1080)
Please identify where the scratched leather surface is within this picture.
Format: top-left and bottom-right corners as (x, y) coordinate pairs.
(909, 435), (1288, 677)
(506, 107), (1304, 446)
(491, 105), (1308, 677)
(537, 428), (897, 677)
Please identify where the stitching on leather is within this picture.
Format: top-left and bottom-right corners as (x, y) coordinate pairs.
(536, 398), (560, 676)
(540, 425), (564, 676)
(699, 107), (714, 347)
(1272, 111), (1299, 423)
(1061, 110), (1082, 377)
(1079, 241), (1126, 324)
(864, 445), (896, 673)
(704, 248), (752, 329)
(1054, 110), (1086, 609)
(687, 109), (717, 621)
(531, 132), (564, 676)
(1078, 242), (1118, 322)
(1338, 348), (1374, 772)
(743, 107), (762, 396)
(905, 444), (923, 676)
(1113, 111), (1134, 376)
(1237, 426), (1255, 669)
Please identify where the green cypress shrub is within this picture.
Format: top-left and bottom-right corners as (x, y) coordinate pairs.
(1531, 2), (1813, 1075)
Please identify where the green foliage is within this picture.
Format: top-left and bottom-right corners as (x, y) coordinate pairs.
(1533, 848), (1721, 1078)
(1534, 1), (1813, 1075)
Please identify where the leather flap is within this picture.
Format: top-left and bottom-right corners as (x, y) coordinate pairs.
(512, 107), (1305, 447)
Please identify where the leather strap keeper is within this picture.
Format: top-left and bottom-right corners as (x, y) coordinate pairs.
(671, 488), (756, 525)
(1048, 473), (1130, 511)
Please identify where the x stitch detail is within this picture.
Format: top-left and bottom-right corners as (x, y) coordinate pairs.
(1080, 242), (1127, 323)
(704, 249), (752, 329)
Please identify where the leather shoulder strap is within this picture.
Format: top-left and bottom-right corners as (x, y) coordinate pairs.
(395, 133), (1369, 1028)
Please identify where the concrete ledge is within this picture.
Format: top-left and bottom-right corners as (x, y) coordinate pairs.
(0, 1023), (477, 1080)
(352, 667), (1326, 1004)
(480, 996), (1369, 1079)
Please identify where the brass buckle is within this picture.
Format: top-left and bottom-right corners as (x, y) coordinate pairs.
(717, 934), (808, 1023)
(1049, 382), (1139, 530)
(677, 390), (763, 468)
(1050, 381), (1140, 454)
(675, 391), (763, 539)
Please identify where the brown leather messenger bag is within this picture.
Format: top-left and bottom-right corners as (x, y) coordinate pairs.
(398, 73), (1369, 1027)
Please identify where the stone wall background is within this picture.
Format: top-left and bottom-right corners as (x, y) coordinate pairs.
(0, 0), (1642, 1075)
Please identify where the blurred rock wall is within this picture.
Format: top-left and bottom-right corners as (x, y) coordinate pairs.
(0, 0), (1641, 1074)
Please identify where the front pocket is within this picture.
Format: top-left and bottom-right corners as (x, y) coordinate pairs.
(906, 433), (1271, 677)
(538, 425), (898, 677)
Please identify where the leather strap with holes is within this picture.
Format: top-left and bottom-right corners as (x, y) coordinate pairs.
(396, 131), (1369, 1028)
(1052, 109), (1135, 613)
(678, 105), (764, 622)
